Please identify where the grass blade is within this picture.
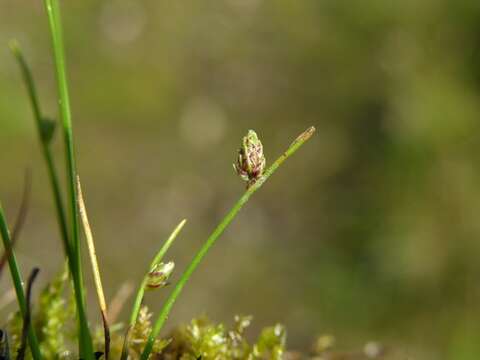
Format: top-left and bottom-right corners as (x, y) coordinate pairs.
(42, 0), (94, 358)
(140, 127), (316, 360)
(120, 219), (186, 360)
(9, 41), (70, 260)
(0, 204), (41, 360)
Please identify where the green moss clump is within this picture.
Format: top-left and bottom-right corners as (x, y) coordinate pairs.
(34, 268), (72, 359)
(3, 272), (389, 360)
(91, 310), (285, 359)
(128, 306), (170, 358)
(6, 310), (22, 356)
(162, 315), (286, 360)
(6, 268), (72, 360)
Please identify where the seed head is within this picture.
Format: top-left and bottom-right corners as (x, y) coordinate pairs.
(146, 261), (175, 290)
(233, 130), (266, 187)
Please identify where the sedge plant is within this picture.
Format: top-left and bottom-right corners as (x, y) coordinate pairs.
(2, 0), (315, 358)
(41, 0), (95, 356)
(139, 126), (315, 360)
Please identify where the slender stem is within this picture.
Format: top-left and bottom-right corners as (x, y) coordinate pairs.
(120, 219), (186, 360)
(10, 170), (32, 250)
(10, 36), (90, 359)
(0, 204), (42, 360)
(76, 176), (110, 359)
(0, 169), (31, 277)
(17, 267), (40, 360)
(9, 41), (71, 261)
(42, 1), (94, 358)
(140, 126), (316, 360)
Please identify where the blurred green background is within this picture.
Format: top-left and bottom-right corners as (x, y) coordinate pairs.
(1, 0), (480, 358)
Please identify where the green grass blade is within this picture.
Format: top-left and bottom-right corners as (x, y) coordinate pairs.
(0, 203), (42, 360)
(140, 127), (316, 360)
(120, 219), (187, 360)
(9, 40), (71, 262)
(42, 0), (94, 358)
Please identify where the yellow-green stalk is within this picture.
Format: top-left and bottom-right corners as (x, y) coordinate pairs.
(76, 176), (110, 359)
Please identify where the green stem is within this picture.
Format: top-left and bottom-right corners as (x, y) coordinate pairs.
(120, 219), (187, 360)
(42, 1), (94, 358)
(0, 204), (42, 360)
(140, 126), (316, 360)
(9, 40), (71, 263)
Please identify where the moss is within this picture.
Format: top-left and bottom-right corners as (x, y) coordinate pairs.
(34, 268), (71, 359)
(162, 315), (285, 360)
(128, 306), (170, 358)
(6, 292), (392, 359)
(3, 269), (393, 359)
(6, 310), (22, 356)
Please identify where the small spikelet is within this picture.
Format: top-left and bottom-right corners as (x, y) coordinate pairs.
(145, 261), (175, 290)
(234, 130), (266, 188)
